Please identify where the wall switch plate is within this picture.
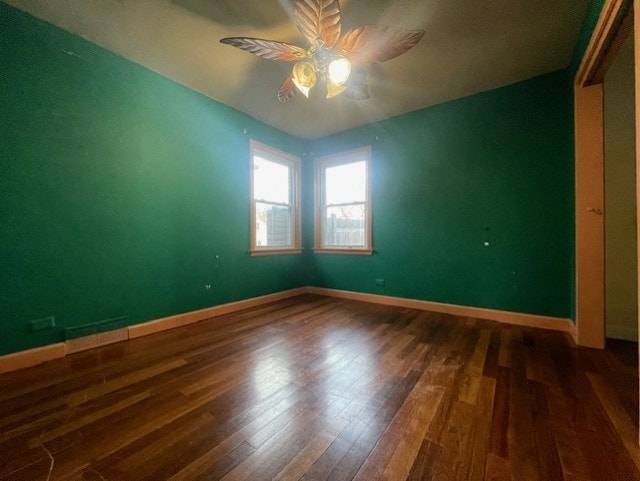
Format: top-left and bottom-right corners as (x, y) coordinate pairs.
(375, 278), (385, 286)
(29, 316), (55, 332)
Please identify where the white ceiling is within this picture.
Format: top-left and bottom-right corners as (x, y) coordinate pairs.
(4, 0), (591, 139)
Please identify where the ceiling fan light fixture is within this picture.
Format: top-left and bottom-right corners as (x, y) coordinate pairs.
(327, 58), (351, 86)
(326, 82), (347, 99)
(292, 61), (317, 97)
(292, 79), (312, 97)
(219, 0), (425, 103)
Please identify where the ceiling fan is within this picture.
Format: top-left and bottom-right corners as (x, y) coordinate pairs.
(220, 0), (425, 102)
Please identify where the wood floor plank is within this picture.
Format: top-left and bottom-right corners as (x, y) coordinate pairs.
(427, 399), (474, 479)
(534, 335), (592, 481)
(325, 370), (425, 480)
(483, 329), (501, 379)
(0, 294), (638, 481)
(272, 418), (349, 481)
(379, 386), (445, 481)
(507, 330), (540, 480)
(378, 361), (448, 481)
(498, 328), (513, 368)
(586, 371), (640, 471)
(406, 438), (443, 481)
(485, 452), (512, 481)
(458, 328), (492, 405)
(529, 380), (564, 481)
(164, 390), (305, 481)
(489, 366), (510, 461)
(468, 376), (496, 480)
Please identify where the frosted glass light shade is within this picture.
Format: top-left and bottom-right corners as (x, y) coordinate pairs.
(292, 61), (317, 97)
(326, 82), (347, 99)
(328, 58), (351, 86)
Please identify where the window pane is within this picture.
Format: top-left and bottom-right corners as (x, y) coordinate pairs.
(325, 161), (366, 205)
(323, 204), (365, 247)
(255, 202), (292, 247)
(254, 156), (290, 204)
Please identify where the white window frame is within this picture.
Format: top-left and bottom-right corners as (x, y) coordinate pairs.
(314, 146), (372, 255)
(250, 140), (301, 255)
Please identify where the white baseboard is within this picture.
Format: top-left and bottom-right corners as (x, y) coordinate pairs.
(0, 287), (307, 374)
(306, 287), (575, 335)
(0, 286), (577, 374)
(128, 287), (308, 338)
(0, 343), (66, 374)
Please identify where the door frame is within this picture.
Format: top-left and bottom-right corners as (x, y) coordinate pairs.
(574, 0), (635, 349)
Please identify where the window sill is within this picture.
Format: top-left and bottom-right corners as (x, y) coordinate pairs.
(250, 248), (303, 256)
(313, 248), (373, 256)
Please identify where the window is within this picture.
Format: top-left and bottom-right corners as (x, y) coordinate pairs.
(250, 140), (301, 255)
(314, 146), (372, 254)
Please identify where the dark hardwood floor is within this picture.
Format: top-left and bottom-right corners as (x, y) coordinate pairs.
(1, 294), (639, 480)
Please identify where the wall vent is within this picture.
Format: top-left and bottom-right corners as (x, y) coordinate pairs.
(65, 328), (128, 354)
(64, 316), (129, 354)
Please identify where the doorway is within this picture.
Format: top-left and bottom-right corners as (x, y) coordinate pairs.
(605, 33), (637, 342)
(574, 0), (640, 443)
(574, 0), (636, 349)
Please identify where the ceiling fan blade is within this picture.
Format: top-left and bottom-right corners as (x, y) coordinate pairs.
(220, 37), (310, 61)
(294, 0), (341, 49)
(335, 25), (424, 66)
(278, 74), (297, 102)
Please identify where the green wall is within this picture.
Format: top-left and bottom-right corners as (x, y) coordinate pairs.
(0, 3), (305, 355)
(306, 71), (575, 318)
(1, 1), (597, 356)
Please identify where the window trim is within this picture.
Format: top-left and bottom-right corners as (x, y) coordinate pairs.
(249, 139), (302, 256)
(314, 146), (373, 255)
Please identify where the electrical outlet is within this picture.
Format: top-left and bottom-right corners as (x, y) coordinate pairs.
(375, 278), (385, 287)
(29, 316), (55, 332)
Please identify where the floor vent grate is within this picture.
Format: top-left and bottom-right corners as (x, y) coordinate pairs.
(65, 328), (128, 354)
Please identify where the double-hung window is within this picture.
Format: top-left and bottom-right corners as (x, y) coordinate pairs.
(250, 140), (301, 255)
(314, 146), (372, 254)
